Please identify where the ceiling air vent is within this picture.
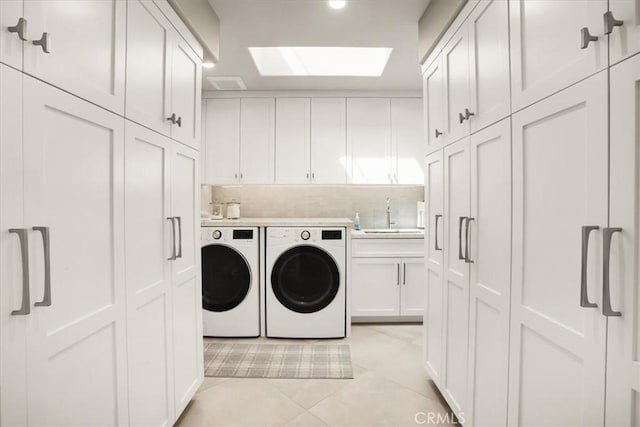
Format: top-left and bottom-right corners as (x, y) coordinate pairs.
(207, 76), (247, 91)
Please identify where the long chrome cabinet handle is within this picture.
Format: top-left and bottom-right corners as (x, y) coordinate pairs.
(434, 214), (442, 251)
(580, 27), (598, 49)
(175, 216), (183, 259)
(602, 227), (622, 317)
(8, 17), (28, 41)
(396, 263), (400, 286)
(403, 263), (406, 285)
(32, 226), (51, 307)
(32, 32), (51, 53)
(9, 229), (30, 315)
(167, 217), (177, 260)
(465, 218), (475, 263)
(604, 11), (623, 35)
(458, 216), (468, 260)
(579, 225), (599, 308)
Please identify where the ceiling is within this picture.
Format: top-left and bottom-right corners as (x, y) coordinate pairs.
(205, 0), (431, 92)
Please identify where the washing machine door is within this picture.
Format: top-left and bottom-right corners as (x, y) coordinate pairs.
(271, 245), (340, 314)
(201, 244), (251, 312)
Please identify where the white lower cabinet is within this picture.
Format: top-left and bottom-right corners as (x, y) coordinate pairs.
(351, 239), (424, 319)
(508, 71), (608, 426)
(424, 118), (512, 424)
(1, 71), (202, 427)
(605, 53), (640, 427)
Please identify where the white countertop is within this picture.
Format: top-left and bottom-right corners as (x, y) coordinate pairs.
(200, 217), (353, 227)
(351, 229), (425, 239)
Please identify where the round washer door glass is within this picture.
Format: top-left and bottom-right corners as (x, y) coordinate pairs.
(201, 244), (251, 312)
(271, 245), (340, 313)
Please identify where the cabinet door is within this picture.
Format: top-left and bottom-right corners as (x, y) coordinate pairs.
(23, 76), (129, 426)
(347, 98), (392, 184)
(605, 53), (640, 427)
(170, 35), (202, 149)
(24, 0), (126, 114)
(240, 98), (275, 184)
(391, 98), (424, 184)
(124, 122), (175, 427)
(0, 64), (26, 427)
(442, 27), (471, 145)
(125, 0), (172, 137)
(400, 258), (424, 316)
(0, 1), (23, 70)
(203, 98), (239, 184)
(465, 118), (511, 427)
(424, 150), (444, 385)
(423, 55), (446, 154)
(441, 138), (470, 416)
(351, 258), (401, 317)
(170, 142), (203, 417)
(508, 72), (608, 426)
(609, 0), (640, 65)
(275, 98), (311, 184)
(468, 0), (510, 133)
(509, 0), (608, 112)
(311, 98), (347, 184)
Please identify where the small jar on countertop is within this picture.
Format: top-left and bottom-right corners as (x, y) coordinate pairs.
(226, 200), (240, 219)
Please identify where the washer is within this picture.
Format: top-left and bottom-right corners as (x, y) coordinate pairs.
(201, 227), (260, 337)
(265, 227), (346, 338)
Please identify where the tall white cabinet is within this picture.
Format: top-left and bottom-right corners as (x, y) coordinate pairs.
(0, 1), (203, 425)
(423, 1), (640, 425)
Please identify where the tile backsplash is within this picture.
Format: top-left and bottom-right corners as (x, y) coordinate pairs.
(202, 185), (425, 229)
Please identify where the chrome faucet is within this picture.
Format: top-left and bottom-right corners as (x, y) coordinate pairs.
(386, 197), (395, 229)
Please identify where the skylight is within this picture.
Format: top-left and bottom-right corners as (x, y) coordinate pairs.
(248, 47), (393, 77)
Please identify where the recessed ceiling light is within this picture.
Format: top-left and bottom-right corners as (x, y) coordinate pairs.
(202, 62), (216, 69)
(248, 47), (392, 77)
(328, 1), (346, 10)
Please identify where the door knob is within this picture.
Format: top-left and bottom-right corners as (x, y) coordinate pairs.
(604, 11), (623, 35)
(580, 27), (598, 49)
(32, 32), (51, 53)
(8, 17), (28, 41)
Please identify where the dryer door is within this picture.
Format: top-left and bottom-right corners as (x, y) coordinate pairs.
(271, 245), (340, 313)
(202, 244), (251, 312)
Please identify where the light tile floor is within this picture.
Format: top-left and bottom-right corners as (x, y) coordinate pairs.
(176, 324), (456, 427)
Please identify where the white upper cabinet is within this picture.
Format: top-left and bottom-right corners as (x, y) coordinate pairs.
(468, 0), (510, 133)
(391, 98), (424, 184)
(126, 0), (173, 137)
(508, 72), (608, 426)
(240, 98), (275, 184)
(275, 98), (311, 184)
(310, 98), (347, 184)
(442, 26), (471, 145)
(203, 98), (240, 185)
(347, 98), (392, 184)
(509, 0), (608, 112)
(609, 0), (640, 65)
(169, 34), (201, 149)
(605, 53), (640, 427)
(23, 0), (127, 115)
(0, 1), (23, 70)
(423, 55), (446, 154)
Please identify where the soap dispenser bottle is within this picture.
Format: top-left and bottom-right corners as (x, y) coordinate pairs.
(354, 212), (361, 231)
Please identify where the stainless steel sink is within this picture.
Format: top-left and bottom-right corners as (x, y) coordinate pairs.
(362, 229), (423, 234)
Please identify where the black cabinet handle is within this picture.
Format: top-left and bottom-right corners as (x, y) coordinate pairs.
(602, 227), (622, 317)
(8, 17), (28, 41)
(580, 27), (598, 49)
(579, 225), (599, 308)
(32, 32), (51, 53)
(464, 108), (475, 121)
(435, 129), (443, 138)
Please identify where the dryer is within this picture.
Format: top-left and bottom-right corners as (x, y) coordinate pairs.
(265, 227), (346, 338)
(201, 226), (260, 337)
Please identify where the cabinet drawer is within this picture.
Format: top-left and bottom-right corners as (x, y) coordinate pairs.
(352, 238), (424, 258)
